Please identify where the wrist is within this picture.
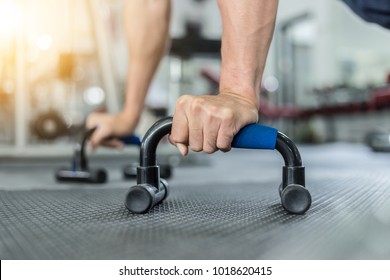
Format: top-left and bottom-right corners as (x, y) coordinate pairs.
(121, 95), (143, 121)
(116, 110), (139, 133)
(219, 68), (261, 109)
(120, 108), (138, 120)
(219, 83), (260, 110)
(219, 89), (260, 109)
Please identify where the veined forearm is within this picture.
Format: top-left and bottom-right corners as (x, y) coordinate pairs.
(123, 0), (171, 118)
(217, 0), (278, 108)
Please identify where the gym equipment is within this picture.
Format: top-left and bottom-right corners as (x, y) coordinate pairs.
(366, 130), (390, 152)
(170, 21), (221, 59)
(31, 110), (68, 140)
(125, 117), (312, 214)
(56, 127), (144, 183)
(55, 127), (108, 184)
(123, 163), (172, 180)
(202, 69), (390, 120)
(121, 112), (173, 180)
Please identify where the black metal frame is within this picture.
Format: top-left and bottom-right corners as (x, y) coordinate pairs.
(128, 116), (311, 214)
(72, 127), (96, 171)
(55, 127), (107, 184)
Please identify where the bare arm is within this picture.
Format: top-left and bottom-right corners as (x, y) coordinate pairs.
(218, 0), (278, 109)
(170, 0), (278, 156)
(123, 0), (171, 122)
(87, 0), (171, 149)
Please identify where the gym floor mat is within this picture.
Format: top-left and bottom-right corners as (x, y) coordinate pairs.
(1, 143), (390, 259)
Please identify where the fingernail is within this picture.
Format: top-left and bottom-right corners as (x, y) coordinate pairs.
(176, 143), (187, 157)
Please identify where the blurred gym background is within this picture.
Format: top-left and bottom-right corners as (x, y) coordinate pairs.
(2, 0), (390, 261)
(1, 0), (390, 155)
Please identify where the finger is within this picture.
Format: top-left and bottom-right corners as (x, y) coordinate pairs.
(169, 98), (190, 156)
(170, 113), (189, 156)
(90, 126), (111, 149)
(169, 114), (189, 145)
(188, 115), (203, 152)
(176, 143), (188, 157)
(216, 122), (236, 153)
(202, 118), (220, 154)
(86, 113), (100, 129)
(187, 98), (206, 152)
(168, 132), (188, 156)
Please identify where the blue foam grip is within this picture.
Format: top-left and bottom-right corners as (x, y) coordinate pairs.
(231, 123), (278, 150)
(120, 135), (141, 146)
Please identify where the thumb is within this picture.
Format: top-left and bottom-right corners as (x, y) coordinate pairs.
(176, 143), (188, 157)
(168, 134), (188, 157)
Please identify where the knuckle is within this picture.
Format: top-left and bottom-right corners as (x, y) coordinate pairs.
(175, 98), (185, 108)
(205, 105), (219, 119)
(169, 134), (180, 143)
(176, 95), (191, 108)
(169, 131), (186, 144)
(191, 98), (205, 113)
(221, 108), (235, 120)
(209, 105), (219, 114)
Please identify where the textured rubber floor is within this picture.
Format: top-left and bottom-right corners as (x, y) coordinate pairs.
(1, 170), (390, 260)
(1, 144), (390, 259)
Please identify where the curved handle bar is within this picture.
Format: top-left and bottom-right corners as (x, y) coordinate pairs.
(130, 117), (309, 215)
(140, 117), (302, 167)
(74, 127), (141, 170)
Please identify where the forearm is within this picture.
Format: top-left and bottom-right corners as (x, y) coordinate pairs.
(217, 0), (278, 108)
(122, 0), (171, 121)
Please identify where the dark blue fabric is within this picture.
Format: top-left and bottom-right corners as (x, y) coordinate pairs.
(342, 0), (390, 29)
(231, 124), (278, 150)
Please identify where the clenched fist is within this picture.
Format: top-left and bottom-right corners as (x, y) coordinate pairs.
(169, 91), (259, 156)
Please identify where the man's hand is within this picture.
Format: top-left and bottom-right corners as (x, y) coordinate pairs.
(168, 0), (277, 156)
(86, 112), (137, 150)
(169, 92), (259, 156)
